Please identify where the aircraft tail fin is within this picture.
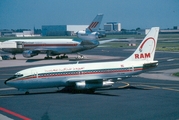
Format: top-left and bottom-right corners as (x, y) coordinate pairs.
(86, 14), (103, 32)
(124, 27), (160, 62)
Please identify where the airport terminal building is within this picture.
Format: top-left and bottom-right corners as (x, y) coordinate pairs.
(1, 24), (179, 37)
(42, 23), (122, 36)
(41, 25), (88, 36)
(104, 22), (121, 31)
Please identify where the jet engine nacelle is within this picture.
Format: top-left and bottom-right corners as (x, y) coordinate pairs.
(98, 33), (106, 38)
(75, 81), (114, 90)
(77, 31), (106, 40)
(23, 50), (39, 58)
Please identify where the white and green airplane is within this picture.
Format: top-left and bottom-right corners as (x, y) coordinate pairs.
(5, 27), (159, 94)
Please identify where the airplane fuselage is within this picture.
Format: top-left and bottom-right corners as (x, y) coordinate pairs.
(5, 61), (157, 90)
(1, 38), (99, 56)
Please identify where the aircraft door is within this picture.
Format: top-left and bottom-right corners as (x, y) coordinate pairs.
(132, 66), (134, 72)
(79, 70), (83, 75)
(31, 70), (38, 78)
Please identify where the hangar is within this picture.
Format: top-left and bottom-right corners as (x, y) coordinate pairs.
(41, 25), (88, 36)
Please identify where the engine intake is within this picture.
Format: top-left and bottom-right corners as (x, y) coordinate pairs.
(75, 81), (114, 90)
(23, 50), (39, 58)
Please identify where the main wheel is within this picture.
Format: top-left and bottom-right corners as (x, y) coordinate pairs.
(25, 91), (29, 95)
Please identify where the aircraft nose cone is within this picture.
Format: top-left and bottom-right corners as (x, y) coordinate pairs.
(4, 80), (8, 84)
(4, 77), (13, 85)
(4, 79), (10, 85)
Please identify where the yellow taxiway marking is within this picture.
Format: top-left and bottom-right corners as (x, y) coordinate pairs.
(129, 82), (179, 86)
(130, 82), (179, 92)
(118, 82), (130, 88)
(135, 84), (160, 89)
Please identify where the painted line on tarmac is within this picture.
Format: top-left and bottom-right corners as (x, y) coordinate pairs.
(129, 82), (179, 87)
(0, 107), (31, 120)
(0, 114), (13, 120)
(118, 82), (130, 88)
(133, 84), (160, 89)
(158, 63), (179, 67)
(0, 74), (13, 75)
(0, 95), (14, 98)
(167, 59), (174, 61)
(162, 87), (179, 92)
(133, 84), (179, 92)
(0, 88), (16, 91)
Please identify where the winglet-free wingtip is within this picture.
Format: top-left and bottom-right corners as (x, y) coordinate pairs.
(97, 13), (104, 16)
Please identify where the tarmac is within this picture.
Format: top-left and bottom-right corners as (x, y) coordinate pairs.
(0, 47), (179, 120)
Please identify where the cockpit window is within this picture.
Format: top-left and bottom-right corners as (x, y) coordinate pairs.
(14, 74), (23, 78)
(7, 74), (23, 80)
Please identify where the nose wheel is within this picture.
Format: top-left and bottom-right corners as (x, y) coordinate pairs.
(76, 53), (86, 59)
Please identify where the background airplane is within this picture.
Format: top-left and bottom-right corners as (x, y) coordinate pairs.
(0, 14), (111, 59)
(5, 27), (159, 94)
(1, 38), (100, 59)
(76, 14), (106, 40)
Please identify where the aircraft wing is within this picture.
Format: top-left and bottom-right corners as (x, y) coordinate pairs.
(66, 76), (127, 83)
(66, 76), (117, 89)
(67, 76), (104, 82)
(29, 47), (72, 54)
(66, 75), (116, 84)
(98, 39), (118, 44)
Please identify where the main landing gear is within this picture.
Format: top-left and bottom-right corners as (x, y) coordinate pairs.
(61, 87), (95, 94)
(44, 51), (53, 59)
(12, 54), (16, 59)
(56, 54), (68, 59)
(44, 54), (69, 59)
(44, 56), (53, 59)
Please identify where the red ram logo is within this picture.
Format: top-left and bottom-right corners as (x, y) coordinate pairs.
(135, 53), (151, 59)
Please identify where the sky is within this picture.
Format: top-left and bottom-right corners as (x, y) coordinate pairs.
(0, 0), (179, 30)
